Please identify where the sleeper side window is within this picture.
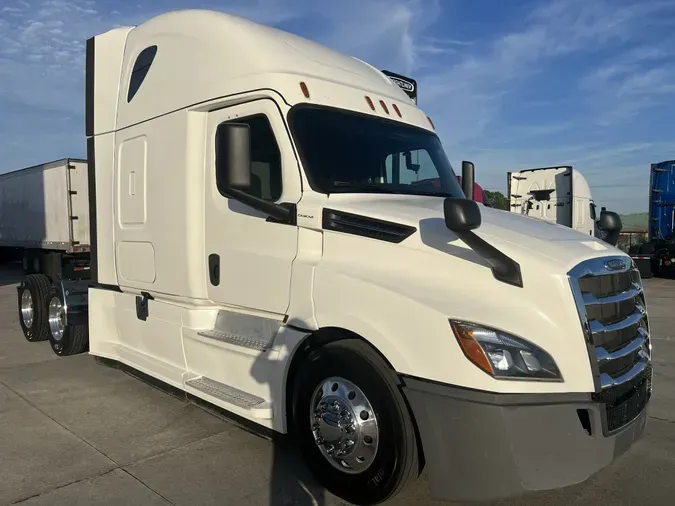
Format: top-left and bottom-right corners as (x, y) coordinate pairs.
(215, 115), (283, 202)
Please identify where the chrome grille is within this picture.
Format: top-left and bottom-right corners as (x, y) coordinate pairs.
(568, 255), (652, 433)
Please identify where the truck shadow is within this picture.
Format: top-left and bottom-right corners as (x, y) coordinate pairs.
(265, 437), (328, 506)
(0, 262), (27, 287)
(248, 346), (328, 506)
(417, 217), (491, 270)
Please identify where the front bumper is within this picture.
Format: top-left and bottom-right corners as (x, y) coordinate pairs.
(402, 376), (650, 503)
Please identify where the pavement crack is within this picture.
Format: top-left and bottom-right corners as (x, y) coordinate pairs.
(120, 469), (178, 506)
(649, 415), (675, 425)
(10, 469), (120, 505)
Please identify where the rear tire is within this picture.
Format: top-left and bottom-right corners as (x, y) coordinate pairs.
(46, 283), (89, 356)
(290, 339), (420, 506)
(17, 274), (51, 342)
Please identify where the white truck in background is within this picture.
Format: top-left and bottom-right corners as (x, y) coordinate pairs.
(507, 166), (623, 246)
(13, 9), (652, 505)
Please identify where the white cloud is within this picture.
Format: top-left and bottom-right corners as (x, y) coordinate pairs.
(419, 0), (675, 148)
(301, 0), (445, 75)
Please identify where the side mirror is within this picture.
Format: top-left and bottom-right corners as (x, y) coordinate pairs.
(444, 197), (481, 232)
(598, 210), (622, 232)
(598, 210), (622, 247)
(461, 160), (475, 201)
(443, 197), (522, 287)
(215, 123), (251, 192)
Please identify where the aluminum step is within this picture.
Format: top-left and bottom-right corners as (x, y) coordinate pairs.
(186, 377), (265, 409)
(196, 309), (280, 351)
(197, 329), (272, 351)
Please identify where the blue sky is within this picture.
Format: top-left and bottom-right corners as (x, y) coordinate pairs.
(1, 0), (674, 213)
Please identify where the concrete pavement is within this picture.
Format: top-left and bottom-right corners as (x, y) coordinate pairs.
(0, 265), (674, 505)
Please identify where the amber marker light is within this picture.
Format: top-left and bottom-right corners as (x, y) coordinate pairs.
(450, 320), (494, 375)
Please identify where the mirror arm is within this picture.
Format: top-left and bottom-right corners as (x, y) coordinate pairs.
(453, 229), (523, 288)
(223, 187), (296, 224)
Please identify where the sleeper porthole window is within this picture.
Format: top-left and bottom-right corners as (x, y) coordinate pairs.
(127, 45), (158, 103)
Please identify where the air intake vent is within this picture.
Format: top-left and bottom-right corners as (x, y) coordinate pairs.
(322, 209), (416, 243)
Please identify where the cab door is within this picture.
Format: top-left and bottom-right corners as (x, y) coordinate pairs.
(204, 98), (301, 316)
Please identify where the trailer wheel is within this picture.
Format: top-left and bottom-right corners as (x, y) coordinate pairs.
(17, 274), (51, 342)
(46, 283), (88, 356)
(290, 339), (420, 506)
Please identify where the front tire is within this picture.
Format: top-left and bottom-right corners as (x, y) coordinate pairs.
(17, 274), (51, 342)
(290, 339), (420, 506)
(46, 283), (89, 356)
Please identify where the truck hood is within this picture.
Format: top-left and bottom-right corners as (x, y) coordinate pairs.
(325, 193), (619, 271)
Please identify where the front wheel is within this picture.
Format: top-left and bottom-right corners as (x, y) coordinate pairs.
(46, 283), (89, 356)
(290, 339), (420, 506)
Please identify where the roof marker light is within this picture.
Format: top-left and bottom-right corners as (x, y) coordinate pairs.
(392, 104), (402, 117)
(365, 96), (375, 111)
(427, 116), (435, 129)
(379, 100), (390, 115)
(300, 82), (310, 99)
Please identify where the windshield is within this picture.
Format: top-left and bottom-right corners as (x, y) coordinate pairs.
(289, 106), (465, 198)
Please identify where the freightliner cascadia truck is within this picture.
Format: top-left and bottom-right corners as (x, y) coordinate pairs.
(14, 9), (652, 505)
(508, 166), (623, 246)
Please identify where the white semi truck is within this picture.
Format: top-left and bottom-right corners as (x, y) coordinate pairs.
(507, 166), (623, 246)
(14, 9), (652, 505)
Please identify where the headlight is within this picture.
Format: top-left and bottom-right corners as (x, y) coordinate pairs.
(449, 320), (562, 381)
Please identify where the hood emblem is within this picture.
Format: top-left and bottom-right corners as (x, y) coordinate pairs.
(605, 259), (627, 272)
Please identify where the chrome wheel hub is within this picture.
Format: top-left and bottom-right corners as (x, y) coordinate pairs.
(310, 377), (379, 474)
(20, 291), (34, 328)
(48, 297), (65, 341)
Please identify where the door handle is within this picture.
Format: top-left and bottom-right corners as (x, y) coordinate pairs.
(208, 254), (220, 286)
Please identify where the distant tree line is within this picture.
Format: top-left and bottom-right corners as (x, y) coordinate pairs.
(484, 190), (509, 210)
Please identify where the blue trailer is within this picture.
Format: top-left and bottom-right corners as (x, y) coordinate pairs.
(632, 160), (675, 278)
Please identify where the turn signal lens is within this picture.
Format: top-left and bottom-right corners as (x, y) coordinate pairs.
(450, 321), (494, 375)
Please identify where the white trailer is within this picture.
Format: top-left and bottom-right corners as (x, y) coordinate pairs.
(17, 9), (652, 505)
(0, 158), (90, 257)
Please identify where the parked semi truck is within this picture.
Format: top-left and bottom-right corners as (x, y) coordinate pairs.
(13, 9), (652, 505)
(629, 160), (675, 278)
(507, 166), (623, 246)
